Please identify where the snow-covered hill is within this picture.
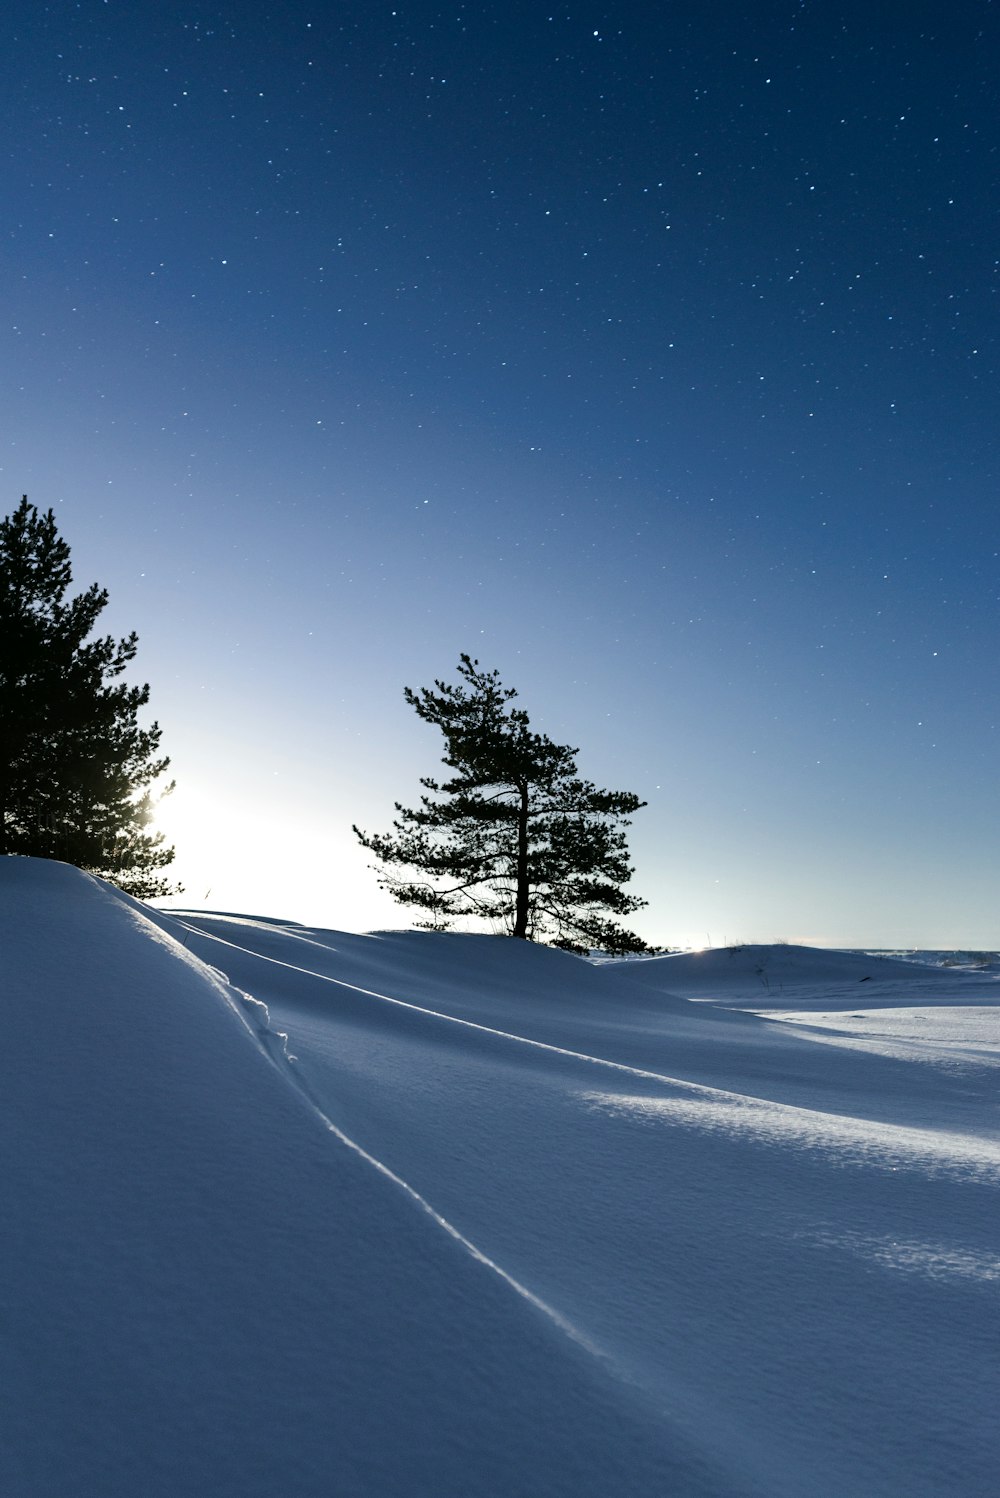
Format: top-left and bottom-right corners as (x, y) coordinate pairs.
(606, 940), (1000, 1007)
(5, 859), (999, 1496)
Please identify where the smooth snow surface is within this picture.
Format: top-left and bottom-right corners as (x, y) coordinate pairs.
(608, 941), (1000, 1009)
(5, 863), (999, 1496)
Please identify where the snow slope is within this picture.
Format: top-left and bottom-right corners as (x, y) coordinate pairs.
(5, 860), (999, 1496)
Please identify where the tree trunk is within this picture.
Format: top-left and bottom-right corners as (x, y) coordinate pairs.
(512, 782), (530, 939)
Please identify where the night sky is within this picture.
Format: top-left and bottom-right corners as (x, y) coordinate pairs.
(3, 1), (997, 946)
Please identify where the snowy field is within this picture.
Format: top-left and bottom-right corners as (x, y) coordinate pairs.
(4, 859), (999, 1497)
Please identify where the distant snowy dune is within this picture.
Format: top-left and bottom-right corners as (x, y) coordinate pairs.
(608, 940), (1000, 1009)
(4, 859), (999, 1497)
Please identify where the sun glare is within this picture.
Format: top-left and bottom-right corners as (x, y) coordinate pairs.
(151, 781), (386, 930)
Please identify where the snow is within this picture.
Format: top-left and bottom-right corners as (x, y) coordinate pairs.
(5, 860), (999, 1496)
(607, 940), (1000, 1008)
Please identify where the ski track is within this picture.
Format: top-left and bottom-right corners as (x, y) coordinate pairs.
(171, 916), (610, 1366)
(168, 915), (1000, 1189)
(171, 914), (1000, 1490)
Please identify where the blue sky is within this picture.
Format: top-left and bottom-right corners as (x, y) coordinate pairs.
(2, 0), (996, 945)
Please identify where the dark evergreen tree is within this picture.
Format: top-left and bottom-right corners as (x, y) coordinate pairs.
(0, 497), (180, 898)
(354, 655), (648, 953)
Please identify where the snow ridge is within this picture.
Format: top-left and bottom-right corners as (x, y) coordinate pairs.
(167, 915), (605, 1362)
(169, 914), (1000, 1185)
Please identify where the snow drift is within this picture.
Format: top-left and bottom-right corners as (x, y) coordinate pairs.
(4, 859), (999, 1496)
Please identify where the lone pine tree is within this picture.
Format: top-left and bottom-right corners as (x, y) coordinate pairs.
(354, 654), (648, 954)
(0, 497), (179, 898)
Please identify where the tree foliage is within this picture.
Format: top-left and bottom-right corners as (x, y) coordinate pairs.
(0, 497), (180, 898)
(354, 655), (648, 953)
